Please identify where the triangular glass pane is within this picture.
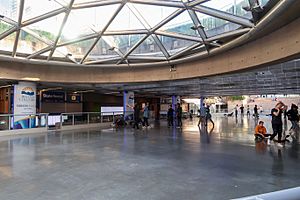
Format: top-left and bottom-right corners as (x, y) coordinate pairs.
(86, 38), (121, 62)
(158, 11), (199, 37)
(159, 36), (198, 56)
(131, 35), (164, 57)
(0, 0), (20, 21)
(196, 12), (241, 38)
(26, 13), (65, 43)
(55, 38), (97, 61)
(0, 32), (16, 52)
(133, 4), (178, 28)
(22, 0), (63, 22)
(201, 0), (252, 19)
(17, 30), (49, 54)
(63, 4), (121, 35)
(102, 34), (145, 55)
(0, 21), (13, 35)
(59, 10), (95, 43)
(107, 5), (145, 31)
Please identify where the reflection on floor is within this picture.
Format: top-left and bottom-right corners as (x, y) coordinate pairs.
(0, 116), (299, 200)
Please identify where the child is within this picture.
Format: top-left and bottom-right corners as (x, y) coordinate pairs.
(254, 121), (271, 141)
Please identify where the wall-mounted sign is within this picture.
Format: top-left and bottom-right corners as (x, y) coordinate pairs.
(124, 91), (134, 118)
(42, 91), (65, 103)
(13, 81), (36, 129)
(67, 93), (81, 103)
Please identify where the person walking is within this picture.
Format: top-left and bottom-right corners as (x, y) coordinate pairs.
(167, 105), (174, 128)
(142, 102), (150, 128)
(176, 103), (182, 128)
(205, 105), (214, 127)
(268, 101), (287, 147)
(198, 103), (207, 126)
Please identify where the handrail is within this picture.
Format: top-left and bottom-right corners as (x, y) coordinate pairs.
(0, 111), (131, 132)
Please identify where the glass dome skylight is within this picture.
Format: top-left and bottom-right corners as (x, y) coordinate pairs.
(0, 0), (269, 67)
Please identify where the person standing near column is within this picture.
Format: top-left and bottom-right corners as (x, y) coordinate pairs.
(167, 105), (174, 128)
(142, 102), (150, 128)
(133, 103), (141, 130)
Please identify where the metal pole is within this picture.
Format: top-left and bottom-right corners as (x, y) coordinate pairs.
(60, 114), (63, 128)
(101, 112), (103, 123)
(87, 113), (90, 124)
(8, 115), (11, 130)
(72, 114), (75, 125)
(112, 112), (115, 123)
(46, 114), (48, 129)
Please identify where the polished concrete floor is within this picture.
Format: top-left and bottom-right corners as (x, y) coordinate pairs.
(0, 116), (300, 200)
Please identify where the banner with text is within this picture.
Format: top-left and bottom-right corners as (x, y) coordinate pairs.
(13, 82), (36, 129)
(124, 91), (134, 119)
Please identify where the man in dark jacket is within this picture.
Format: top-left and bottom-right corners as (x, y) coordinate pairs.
(167, 105), (174, 127)
(286, 104), (299, 131)
(133, 103), (140, 129)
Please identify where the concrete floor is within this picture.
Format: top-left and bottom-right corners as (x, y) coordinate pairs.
(0, 116), (300, 200)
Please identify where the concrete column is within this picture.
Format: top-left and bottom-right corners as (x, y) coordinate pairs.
(200, 96), (204, 108)
(171, 95), (176, 111)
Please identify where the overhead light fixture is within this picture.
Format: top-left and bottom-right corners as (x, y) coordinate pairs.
(108, 47), (115, 51)
(104, 91), (120, 95)
(22, 77), (40, 81)
(40, 87), (63, 92)
(73, 90), (95, 93)
(0, 85), (12, 89)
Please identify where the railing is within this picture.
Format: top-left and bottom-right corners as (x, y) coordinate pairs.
(0, 111), (134, 132)
(60, 111), (130, 127)
(0, 113), (49, 131)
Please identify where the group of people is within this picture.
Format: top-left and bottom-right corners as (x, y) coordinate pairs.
(234, 104), (262, 118)
(254, 101), (299, 147)
(132, 102), (150, 130)
(197, 103), (214, 127)
(167, 103), (183, 128)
